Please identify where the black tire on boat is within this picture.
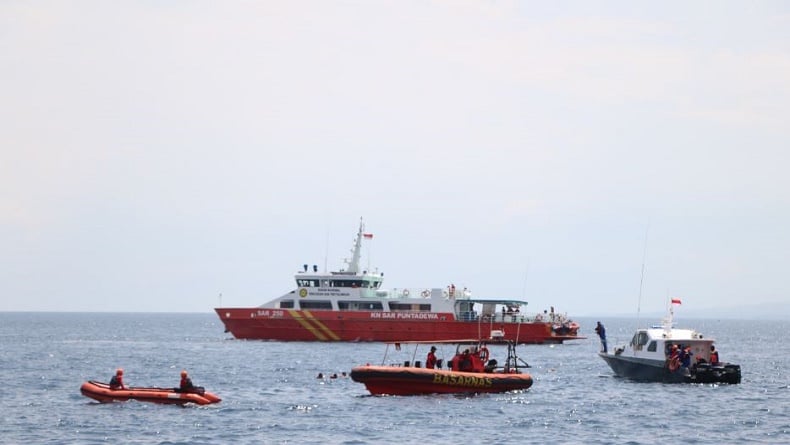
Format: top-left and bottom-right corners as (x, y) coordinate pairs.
(692, 364), (712, 383)
(722, 364), (742, 384)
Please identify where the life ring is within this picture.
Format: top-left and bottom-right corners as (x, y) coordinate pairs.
(668, 356), (679, 372)
(403, 289), (410, 297)
(421, 290), (431, 298)
(478, 347), (489, 363)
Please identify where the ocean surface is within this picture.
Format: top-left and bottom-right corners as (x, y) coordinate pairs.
(0, 313), (787, 444)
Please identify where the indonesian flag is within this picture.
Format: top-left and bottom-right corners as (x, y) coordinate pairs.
(363, 233), (373, 239)
(671, 298), (682, 305)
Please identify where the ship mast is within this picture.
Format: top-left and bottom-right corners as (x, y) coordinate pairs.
(344, 218), (365, 275)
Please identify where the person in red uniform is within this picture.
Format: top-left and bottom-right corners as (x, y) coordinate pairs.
(709, 345), (720, 365)
(109, 368), (125, 390)
(426, 346), (438, 369)
(458, 349), (473, 371)
(179, 370), (195, 391)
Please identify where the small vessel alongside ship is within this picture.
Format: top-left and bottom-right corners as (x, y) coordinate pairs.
(598, 301), (741, 384)
(215, 219), (583, 344)
(80, 381), (222, 405)
(350, 339), (533, 395)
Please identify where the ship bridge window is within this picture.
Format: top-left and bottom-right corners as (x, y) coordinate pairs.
(647, 341), (657, 352)
(299, 301), (333, 310)
(321, 280), (367, 288)
(296, 279), (320, 287)
(339, 301), (383, 311)
(389, 303), (431, 312)
(361, 280), (380, 289)
(631, 331), (650, 351)
(279, 300), (294, 309)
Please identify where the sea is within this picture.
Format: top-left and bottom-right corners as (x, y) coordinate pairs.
(0, 313), (787, 444)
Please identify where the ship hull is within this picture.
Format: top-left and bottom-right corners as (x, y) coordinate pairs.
(80, 381), (221, 405)
(599, 353), (742, 384)
(215, 308), (577, 344)
(350, 365), (533, 395)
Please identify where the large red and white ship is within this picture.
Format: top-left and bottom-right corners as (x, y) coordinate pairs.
(215, 220), (583, 344)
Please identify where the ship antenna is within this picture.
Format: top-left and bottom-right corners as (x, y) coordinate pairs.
(636, 223), (649, 329)
(663, 292), (674, 335)
(345, 217), (364, 274)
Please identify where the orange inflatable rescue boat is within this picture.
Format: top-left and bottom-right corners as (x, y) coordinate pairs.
(80, 381), (221, 406)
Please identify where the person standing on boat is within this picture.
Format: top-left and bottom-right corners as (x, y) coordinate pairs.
(459, 349), (473, 371)
(710, 345), (720, 364)
(679, 346), (693, 368)
(426, 346), (438, 369)
(179, 370), (195, 391)
(595, 322), (607, 353)
(109, 368), (126, 390)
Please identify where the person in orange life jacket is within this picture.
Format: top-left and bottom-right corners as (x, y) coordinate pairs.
(426, 346), (438, 369)
(458, 349), (473, 372)
(179, 370), (195, 391)
(109, 368), (125, 390)
(469, 350), (485, 372)
(449, 351), (460, 371)
(709, 345), (720, 364)
(669, 344), (679, 359)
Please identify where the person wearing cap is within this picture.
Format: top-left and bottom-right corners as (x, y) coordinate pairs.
(179, 370), (195, 391)
(425, 346), (438, 369)
(109, 368), (126, 390)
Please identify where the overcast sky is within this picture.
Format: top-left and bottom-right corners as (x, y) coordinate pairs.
(2, 1), (788, 316)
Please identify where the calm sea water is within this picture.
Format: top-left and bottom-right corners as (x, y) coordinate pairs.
(0, 313), (787, 444)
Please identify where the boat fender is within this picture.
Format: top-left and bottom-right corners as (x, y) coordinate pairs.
(479, 347), (489, 363)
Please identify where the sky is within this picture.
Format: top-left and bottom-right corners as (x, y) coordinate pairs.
(1, 1), (789, 316)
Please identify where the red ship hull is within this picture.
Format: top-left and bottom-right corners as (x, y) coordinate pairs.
(215, 308), (580, 344)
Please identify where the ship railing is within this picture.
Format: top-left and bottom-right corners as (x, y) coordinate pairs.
(460, 312), (533, 324)
(374, 287), (471, 299)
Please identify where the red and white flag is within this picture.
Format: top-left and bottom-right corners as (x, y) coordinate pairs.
(671, 298), (682, 305)
(363, 233), (373, 239)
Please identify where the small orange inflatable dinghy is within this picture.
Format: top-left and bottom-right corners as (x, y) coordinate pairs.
(80, 381), (221, 405)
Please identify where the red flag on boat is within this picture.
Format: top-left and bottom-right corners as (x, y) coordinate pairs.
(363, 233), (373, 239)
(671, 298), (682, 305)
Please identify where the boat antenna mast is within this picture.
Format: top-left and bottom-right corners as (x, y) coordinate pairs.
(636, 223), (649, 329)
(663, 295), (680, 335)
(344, 217), (365, 275)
